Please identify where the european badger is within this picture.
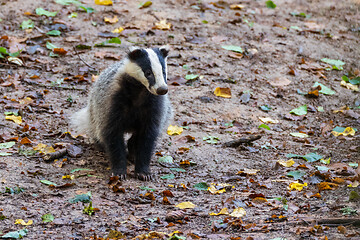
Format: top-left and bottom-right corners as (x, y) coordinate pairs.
(71, 46), (172, 180)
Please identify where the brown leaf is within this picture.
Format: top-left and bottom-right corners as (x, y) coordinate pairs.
(53, 48), (67, 55)
(20, 137), (32, 145)
(269, 77), (291, 87)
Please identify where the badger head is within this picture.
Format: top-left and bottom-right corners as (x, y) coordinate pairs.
(124, 46), (170, 95)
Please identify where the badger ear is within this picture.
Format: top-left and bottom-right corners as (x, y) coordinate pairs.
(159, 45), (170, 58)
(128, 47), (143, 60)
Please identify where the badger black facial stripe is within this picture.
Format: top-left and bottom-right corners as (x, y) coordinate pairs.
(145, 49), (167, 93)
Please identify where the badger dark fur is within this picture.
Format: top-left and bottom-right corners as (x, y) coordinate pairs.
(71, 46), (172, 180)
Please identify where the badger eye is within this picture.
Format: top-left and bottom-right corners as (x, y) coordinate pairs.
(145, 70), (152, 78)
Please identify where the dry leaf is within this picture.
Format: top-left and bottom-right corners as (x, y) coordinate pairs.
(269, 77), (291, 87)
(214, 87), (231, 98)
(230, 208), (246, 218)
(33, 143), (55, 154)
(15, 219), (33, 225)
(259, 117), (279, 124)
(175, 201), (196, 209)
(209, 207), (229, 216)
(332, 127), (356, 137)
(5, 115), (22, 125)
(94, 0), (113, 5)
(277, 159), (295, 167)
(288, 182), (307, 191)
(104, 16), (118, 24)
(167, 125), (183, 135)
(341, 80), (359, 91)
(230, 4), (245, 10)
(112, 27), (124, 33)
(153, 20), (171, 30)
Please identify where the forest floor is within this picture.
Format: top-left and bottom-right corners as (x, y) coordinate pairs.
(0, 0), (359, 239)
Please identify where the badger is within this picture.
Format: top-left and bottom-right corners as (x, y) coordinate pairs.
(71, 46), (172, 181)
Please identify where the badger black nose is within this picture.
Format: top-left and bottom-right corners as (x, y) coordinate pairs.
(156, 86), (168, 95)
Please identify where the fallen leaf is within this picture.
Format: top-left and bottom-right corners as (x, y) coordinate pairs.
(318, 182), (338, 191)
(94, 0), (112, 5)
(230, 207), (246, 218)
(332, 127), (356, 137)
(15, 219), (33, 226)
(153, 19), (171, 30)
(290, 132), (309, 138)
(312, 82), (335, 95)
(259, 117), (279, 124)
(230, 4), (245, 10)
(214, 87), (231, 98)
(33, 143), (55, 154)
(269, 77), (291, 87)
(288, 182), (307, 191)
(221, 45), (243, 53)
(209, 208), (229, 216)
(139, 1), (152, 9)
(104, 16), (118, 24)
(341, 80), (359, 91)
(290, 105), (307, 116)
(175, 201), (196, 209)
(167, 125), (183, 135)
(5, 115), (22, 124)
(277, 159), (295, 167)
(111, 27), (124, 33)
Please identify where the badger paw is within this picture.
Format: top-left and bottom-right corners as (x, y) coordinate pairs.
(135, 172), (152, 181)
(111, 172), (127, 180)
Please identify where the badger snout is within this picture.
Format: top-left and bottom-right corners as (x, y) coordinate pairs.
(156, 86), (168, 95)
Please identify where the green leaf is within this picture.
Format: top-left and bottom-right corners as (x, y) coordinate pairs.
(349, 191), (360, 202)
(9, 50), (21, 57)
(69, 192), (92, 203)
(46, 41), (58, 50)
(290, 105), (307, 116)
(317, 106), (324, 112)
(1, 229), (28, 239)
(40, 180), (57, 186)
(320, 158), (331, 164)
(55, 0), (81, 5)
(35, 8), (57, 17)
(160, 174), (175, 180)
(287, 170), (306, 180)
(321, 58), (345, 70)
(349, 162), (358, 168)
(70, 168), (94, 173)
(332, 126), (346, 133)
(0, 47), (8, 54)
(349, 77), (360, 85)
(41, 213), (55, 223)
(260, 105), (272, 111)
(95, 37), (121, 47)
(46, 30), (61, 36)
(83, 201), (95, 216)
(185, 74), (199, 80)
(287, 152), (323, 162)
(315, 166), (329, 171)
(138, 186), (155, 191)
(157, 156), (174, 164)
(78, 6), (95, 13)
(68, 12), (78, 18)
(221, 45), (243, 53)
(0, 141), (16, 149)
(265, 0), (276, 9)
(290, 132), (309, 138)
(20, 19), (34, 30)
(341, 207), (357, 216)
(139, 1), (152, 8)
(259, 124), (270, 130)
(170, 168), (186, 172)
(193, 182), (209, 191)
(0, 152), (12, 156)
(342, 75), (349, 82)
(312, 82), (335, 95)
(203, 136), (219, 144)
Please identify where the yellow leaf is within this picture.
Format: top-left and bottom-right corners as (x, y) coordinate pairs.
(62, 175), (75, 180)
(209, 207), (229, 216)
(348, 181), (359, 188)
(230, 4), (245, 10)
(19, 97), (33, 105)
(33, 143), (55, 154)
(214, 87), (231, 98)
(111, 27), (124, 33)
(5, 115), (22, 125)
(341, 80), (359, 91)
(175, 201), (196, 209)
(237, 168), (260, 175)
(208, 183), (233, 194)
(15, 219), (33, 225)
(288, 182), (307, 191)
(167, 125), (183, 135)
(153, 19), (171, 30)
(94, 0), (112, 5)
(332, 127), (356, 137)
(104, 16), (118, 24)
(169, 231), (182, 237)
(259, 117), (279, 124)
(230, 208), (246, 218)
(277, 159), (295, 167)
(139, 1), (152, 9)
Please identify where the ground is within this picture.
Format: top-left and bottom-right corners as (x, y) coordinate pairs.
(0, 0), (359, 239)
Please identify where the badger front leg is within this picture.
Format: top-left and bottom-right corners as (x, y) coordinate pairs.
(130, 126), (159, 181)
(104, 131), (128, 179)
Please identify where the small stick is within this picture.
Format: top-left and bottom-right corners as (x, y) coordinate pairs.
(73, 46), (96, 70)
(222, 135), (262, 148)
(43, 149), (67, 161)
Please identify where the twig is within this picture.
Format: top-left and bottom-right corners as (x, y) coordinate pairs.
(222, 135), (262, 148)
(43, 149), (67, 161)
(73, 46), (97, 70)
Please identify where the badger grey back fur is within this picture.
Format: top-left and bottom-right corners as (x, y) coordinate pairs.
(71, 46), (172, 180)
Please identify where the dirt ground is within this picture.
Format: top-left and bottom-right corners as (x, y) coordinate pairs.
(0, 0), (359, 239)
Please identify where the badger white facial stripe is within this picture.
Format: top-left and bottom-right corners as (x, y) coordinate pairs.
(145, 49), (167, 91)
(124, 59), (149, 88)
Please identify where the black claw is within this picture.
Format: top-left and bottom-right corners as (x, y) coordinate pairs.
(136, 173), (152, 181)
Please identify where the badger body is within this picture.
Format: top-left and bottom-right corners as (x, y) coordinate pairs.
(71, 46), (172, 180)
